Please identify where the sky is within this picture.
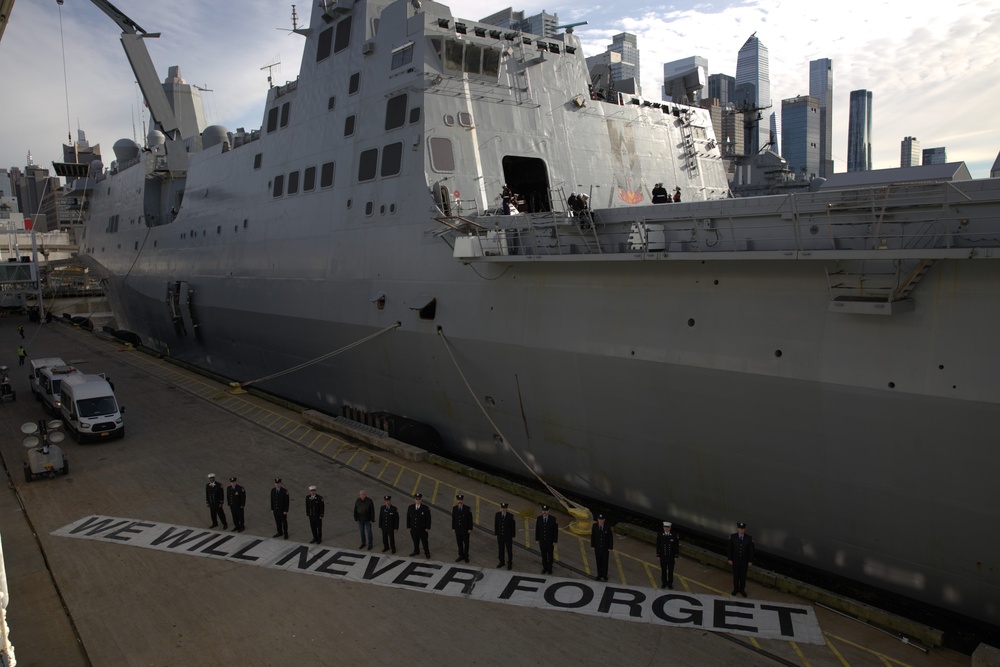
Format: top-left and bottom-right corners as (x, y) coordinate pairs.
(1, 0), (998, 180)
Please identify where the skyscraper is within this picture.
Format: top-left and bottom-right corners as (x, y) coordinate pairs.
(901, 136), (921, 167)
(608, 33), (640, 93)
(847, 89), (872, 172)
(479, 8), (559, 37)
(734, 33), (770, 156)
(809, 58), (833, 177)
(707, 74), (736, 106)
(923, 147), (947, 165)
(781, 96), (821, 180)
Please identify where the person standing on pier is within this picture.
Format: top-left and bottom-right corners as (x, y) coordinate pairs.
(271, 479), (290, 539)
(452, 494), (473, 563)
(306, 486), (325, 544)
(17, 345), (26, 366)
(535, 505), (559, 574)
(590, 514), (614, 581)
(226, 476), (246, 532)
(656, 521), (680, 589)
(379, 495), (399, 553)
(354, 489), (375, 550)
(495, 502), (515, 570)
(406, 492), (432, 558)
(18, 325), (24, 339)
(205, 474), (227, 529)
(727, 521), (755, 597)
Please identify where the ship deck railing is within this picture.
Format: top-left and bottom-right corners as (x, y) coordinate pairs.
(451, 180), (1000, 263)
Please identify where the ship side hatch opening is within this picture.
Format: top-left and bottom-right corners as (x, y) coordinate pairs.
(501, 156), (551, 213)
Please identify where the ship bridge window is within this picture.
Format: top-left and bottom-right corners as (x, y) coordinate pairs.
(458, 112), (473, 128)
(321, 162), (335, 188)
(334, 16), (352, 54)
(266, 107), (279, 133)
(381, 142), (403, 177)
(328, 96), (336, 110)
(345, 115), (356, 137)
(317, 26), (333, 61)
(272, 174), (284, 197)
(358, 149), (378, 182)
(287, 170), (299, 195)
(409, 107), (421, 124)
(428, 137), (455, 173)
(349, 72), (361, 95)
(280, 102), (291, 128)
(391, 43), (414, 69)
(304, 166), (316, 191)
(464, 44), (482, 74)
(385, 94), (408, 130)
(443, 40), (501, 78)
(254, 153), (262, 169)
(483, 49), (500, 77)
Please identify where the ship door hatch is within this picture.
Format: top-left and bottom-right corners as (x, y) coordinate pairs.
(501, 156), (551, 213)
(166, 280), (199, 337)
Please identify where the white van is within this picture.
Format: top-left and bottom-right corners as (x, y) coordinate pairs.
(39, 365), (81, 416)
(29, 357), (66, 399)
(60, 374), (125, 442)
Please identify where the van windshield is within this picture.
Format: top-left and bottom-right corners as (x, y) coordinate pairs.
(77, 396), (118, 418)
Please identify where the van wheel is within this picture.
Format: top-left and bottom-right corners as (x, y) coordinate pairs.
(61, 459), (69, 475)
(117, 428), (125, 440)
(23, 465), (32, 483)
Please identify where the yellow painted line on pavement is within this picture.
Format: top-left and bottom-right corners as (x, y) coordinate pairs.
(822, 636), (851, 667)
(578, 540), (590, 575)
(790, 641), (811, 667)
(612, 550), (625, 583)
(824, 633), (912, 667)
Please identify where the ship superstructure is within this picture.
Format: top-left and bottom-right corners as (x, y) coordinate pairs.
(69, 0), (1000, 624)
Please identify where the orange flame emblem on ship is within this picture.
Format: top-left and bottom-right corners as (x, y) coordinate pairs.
(617, 177), (645, 204)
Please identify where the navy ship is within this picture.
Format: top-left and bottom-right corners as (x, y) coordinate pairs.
(65, 0), (999, 624)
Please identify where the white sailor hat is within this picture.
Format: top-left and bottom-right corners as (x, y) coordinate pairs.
(207, 473), (216, 478)
(308, 485), (317, 491)
(663, 521), (672, 527)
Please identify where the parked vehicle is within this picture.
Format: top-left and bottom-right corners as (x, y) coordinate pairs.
(29, 357), (66, 400)
(39, 365), (81, 416)
(60, 373), (125, 442)
(22, 420), (68, 480)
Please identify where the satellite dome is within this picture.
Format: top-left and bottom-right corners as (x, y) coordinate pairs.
(147, 129), (166, 147)
(113, 138), (141, 162)
(89, 160), (104, 175)
(201, 125), (230, 149)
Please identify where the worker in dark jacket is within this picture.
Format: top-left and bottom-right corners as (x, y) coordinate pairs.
(590, 514), (614, 581)
(270, 479), (290, 539)
(494, 502), (516, 569)
(406, 493), (432, 558)
(656, 521), (680, 588)
(226, 476), (246, 532)
(452, 494), (474, 563)
(726, 521), (755, 597)
(379, 495), (400, 553)
(205, 474), (227, 529)
(534, 505), (559, 574)
(305, 486), (325, 544)
(354, 490), (376, 550)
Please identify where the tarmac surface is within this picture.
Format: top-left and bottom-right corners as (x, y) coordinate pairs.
(0, 317), (975, 666)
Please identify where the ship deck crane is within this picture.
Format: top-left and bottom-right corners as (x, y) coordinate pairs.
(88, 0), (188, 171)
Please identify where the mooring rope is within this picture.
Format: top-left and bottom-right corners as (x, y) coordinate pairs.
(437, 328), (593, 533)
(231, 321), (401, 389)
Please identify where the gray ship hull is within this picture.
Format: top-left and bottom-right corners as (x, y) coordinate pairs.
(91, 248), (1000, 625)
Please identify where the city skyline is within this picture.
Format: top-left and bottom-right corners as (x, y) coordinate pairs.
(0, 0), (997, 178)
